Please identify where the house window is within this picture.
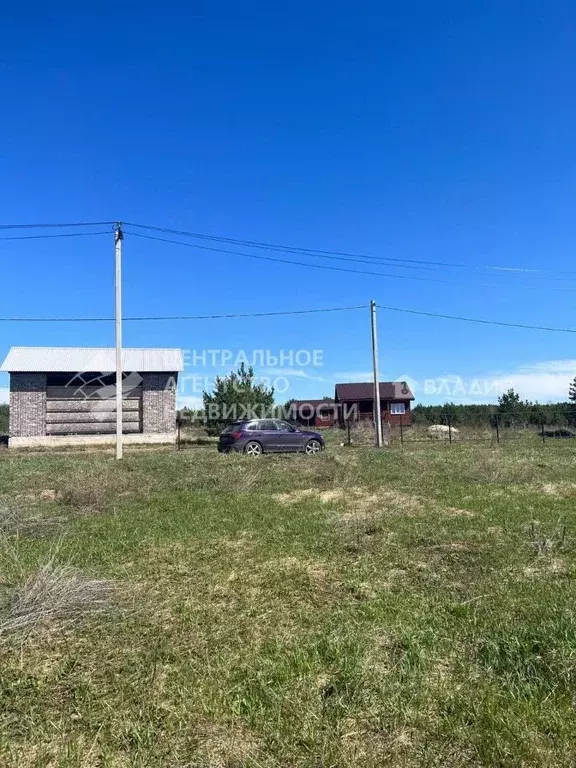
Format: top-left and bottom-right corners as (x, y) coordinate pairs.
(319, 410), (332, 421)
(390, 402), (406, 415)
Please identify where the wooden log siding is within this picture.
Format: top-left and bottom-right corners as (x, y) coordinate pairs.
(45, 385), (143, 435)
(46, 386), (142, 400)
(47, 422), (142, 435)
(46, 399), (140, 413)
(46, 411), (141, 424)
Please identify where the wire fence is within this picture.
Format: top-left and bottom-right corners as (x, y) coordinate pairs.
(344, 413), (576, 448)
(173, 412), (576, 453)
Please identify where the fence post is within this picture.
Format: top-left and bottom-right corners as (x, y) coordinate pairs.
(495, 414), (500, 444)
(177, 417), (182, 451)
(541, 419), (545, 445)
(400, 419), (404, 447)
(347, 419), (351, 446)
(448, 415), (453, 444)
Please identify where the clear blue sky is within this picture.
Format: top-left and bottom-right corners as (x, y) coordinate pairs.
(2, 1), (576, 407)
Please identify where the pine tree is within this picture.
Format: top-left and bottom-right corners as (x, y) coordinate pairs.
(202, 363), (275, 435)
(569, 376), (576, 402)
(497, 388), (525, 427)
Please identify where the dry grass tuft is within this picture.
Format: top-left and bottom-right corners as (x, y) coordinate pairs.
(236, 468), (263, 492)
(0, 501), (66, 538)
(274, 486), (472, 523)
(465, 450), (538, 485)
(539, 481), (576, 498)
(0, 562), (115, 635)
(194, 720), (264, 767)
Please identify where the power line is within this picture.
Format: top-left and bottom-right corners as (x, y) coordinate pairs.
(376, 303), (576, 333)
(122, 229), (464, 275)
(1, 302), (576, 334)
(126, 306), (367, 321)
(124, 220), (572, 278)
(1, 218), (573, 278)
(0, 305), (366, 322)
(0, 221), (114, 230)
(0, 231), (111, 241)
(126, 230), (576, 293)
(1, 218), (573, 279)
(126, 230), (475, 287)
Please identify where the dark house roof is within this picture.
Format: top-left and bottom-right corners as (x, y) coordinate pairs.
(335, 381), (415, 402)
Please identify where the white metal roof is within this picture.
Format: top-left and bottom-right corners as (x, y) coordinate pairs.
(0, 347), (184, 373)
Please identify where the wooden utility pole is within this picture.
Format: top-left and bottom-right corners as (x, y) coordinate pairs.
(115, 223), (124, 460)
(370, 300), (383, 447)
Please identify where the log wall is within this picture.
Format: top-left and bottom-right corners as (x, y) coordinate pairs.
(45, 386), (143, 435)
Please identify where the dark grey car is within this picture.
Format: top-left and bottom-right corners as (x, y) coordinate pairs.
(218, 419), (325, 456)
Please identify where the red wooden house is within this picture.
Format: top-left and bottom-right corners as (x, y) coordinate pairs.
(290, 381), (414, 428)
(335, 381), (414, 426)
(288, 399), (338, 428)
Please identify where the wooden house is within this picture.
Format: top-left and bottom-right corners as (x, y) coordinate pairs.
(335, 381), (414, 426)
(289, 399), (338, 428)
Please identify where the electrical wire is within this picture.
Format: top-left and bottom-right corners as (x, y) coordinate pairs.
(1, 218), (572, 278)
(0, 231), (111, 241)
(376, 304), (576, 333)
(0, 218), (572, 278)
(125, 306), (366, 321)
(0, 305), (366, 322)
(0, 221), (114, 230)
(1, 303), (576, 334)
(125, 230), (576, 293)
(2, 219), (576, 332)
(124, 221), (571, 277)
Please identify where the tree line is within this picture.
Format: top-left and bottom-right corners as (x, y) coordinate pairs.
(3, 365), (571, 436)
(194, 366), (576, 432)
(413, 388), (576, 427)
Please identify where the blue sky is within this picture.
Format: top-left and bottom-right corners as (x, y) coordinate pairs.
(2, 1), (576, 407)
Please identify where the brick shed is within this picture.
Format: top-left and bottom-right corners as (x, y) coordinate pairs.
(0, 347), (183, 448)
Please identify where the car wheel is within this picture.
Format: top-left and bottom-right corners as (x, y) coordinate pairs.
(244, 441), (263, 457)
(305, 439), (322, 455)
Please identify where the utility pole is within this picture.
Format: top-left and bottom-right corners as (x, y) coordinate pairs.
(115, 223), (124, 460)
(370, 300), (383, 447)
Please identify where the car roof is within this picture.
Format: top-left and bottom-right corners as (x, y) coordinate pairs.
(233, 418), (285, 423)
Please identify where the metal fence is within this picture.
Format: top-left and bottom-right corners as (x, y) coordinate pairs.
(174, 412), (576, 452)
(344, 413), (576, 448)
(175, 416), (217, 450)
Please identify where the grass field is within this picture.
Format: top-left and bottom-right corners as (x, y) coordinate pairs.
(1, 440), (576, 766)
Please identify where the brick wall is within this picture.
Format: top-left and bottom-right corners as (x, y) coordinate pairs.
(10, 373), (47, 437)
(141, 373), (177, 434)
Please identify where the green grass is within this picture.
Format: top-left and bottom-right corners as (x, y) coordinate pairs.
(1, 441), (576, 766)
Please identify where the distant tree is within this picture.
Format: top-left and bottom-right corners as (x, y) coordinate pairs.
(498, 388), (521, 411)
(413, 399), (575, 430)
(0, 404), (8, 435)
(278, 398), (297, 422)
(497, 388), (527, 427)
(442, 402), (458, 424)
(202, 363), (275, 435)
(569, 377), (576, 402)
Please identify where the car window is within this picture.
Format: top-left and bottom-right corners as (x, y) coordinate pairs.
(245, 422), (260, 431)
(274, 420), (295, 431)
(258, 420), (278, 431)
(222, 423), (241, 434)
